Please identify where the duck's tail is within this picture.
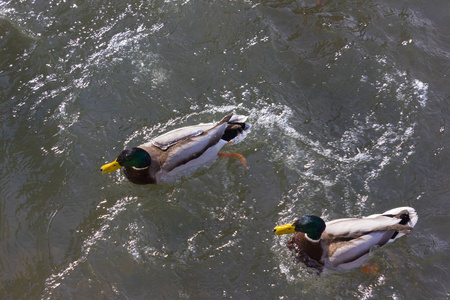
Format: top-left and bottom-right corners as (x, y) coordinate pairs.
(381, 207), (418, 241)
(221, 114), (251, 144)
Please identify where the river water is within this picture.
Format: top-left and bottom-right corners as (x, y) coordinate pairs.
(1, 0), (449, 299)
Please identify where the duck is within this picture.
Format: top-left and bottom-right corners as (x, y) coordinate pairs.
(273, 207), (418, 273)
(100, 113), (250, 184)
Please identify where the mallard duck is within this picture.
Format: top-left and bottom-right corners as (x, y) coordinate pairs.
(274, 207), (418, 272)
(100, 113), (250, 184)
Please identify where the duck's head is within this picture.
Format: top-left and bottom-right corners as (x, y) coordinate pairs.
(273, 215), (326, 240)
(101, 147), (151, 174)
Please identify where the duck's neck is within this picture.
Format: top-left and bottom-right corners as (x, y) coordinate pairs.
(305, 233), (321, 242)
(123, 166), (156, 184)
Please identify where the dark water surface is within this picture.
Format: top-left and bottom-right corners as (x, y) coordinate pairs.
(1, 0), (449, 299)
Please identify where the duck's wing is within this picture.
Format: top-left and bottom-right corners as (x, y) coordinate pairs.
(324, 231), (393, 268)
(158, 114), (233, 172)
(151, 123), (215, 151)
(323, 207), (417, 267)
(325, 217), (409, 238)
(150, 113), (233, 150)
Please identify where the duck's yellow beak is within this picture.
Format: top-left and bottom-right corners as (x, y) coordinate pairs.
(100, 158), (122, 174)
(273, 222), (296, 235)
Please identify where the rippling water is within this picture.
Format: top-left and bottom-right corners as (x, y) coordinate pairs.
(1, 0), (449, 299)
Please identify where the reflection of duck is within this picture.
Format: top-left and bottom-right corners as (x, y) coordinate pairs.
(274, 207), (418, 273)
(101, 113), (250, 184)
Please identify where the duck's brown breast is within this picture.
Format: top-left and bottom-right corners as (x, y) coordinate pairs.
(123, 167), (156, 184)
(287, 232), (324, 269)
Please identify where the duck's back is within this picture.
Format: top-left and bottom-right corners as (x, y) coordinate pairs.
(149, 123), (215, 151)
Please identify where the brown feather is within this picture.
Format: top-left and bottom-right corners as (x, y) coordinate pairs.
(287, 232), (324, 271)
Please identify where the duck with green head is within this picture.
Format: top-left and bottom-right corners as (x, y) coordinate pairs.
(101, 113), (250, 184)
(274, 207), (418, 273)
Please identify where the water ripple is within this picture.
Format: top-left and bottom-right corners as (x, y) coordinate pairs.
(42, 196), (137, 299)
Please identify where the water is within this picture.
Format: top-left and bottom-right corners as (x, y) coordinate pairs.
(1, 0), (449, 299)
